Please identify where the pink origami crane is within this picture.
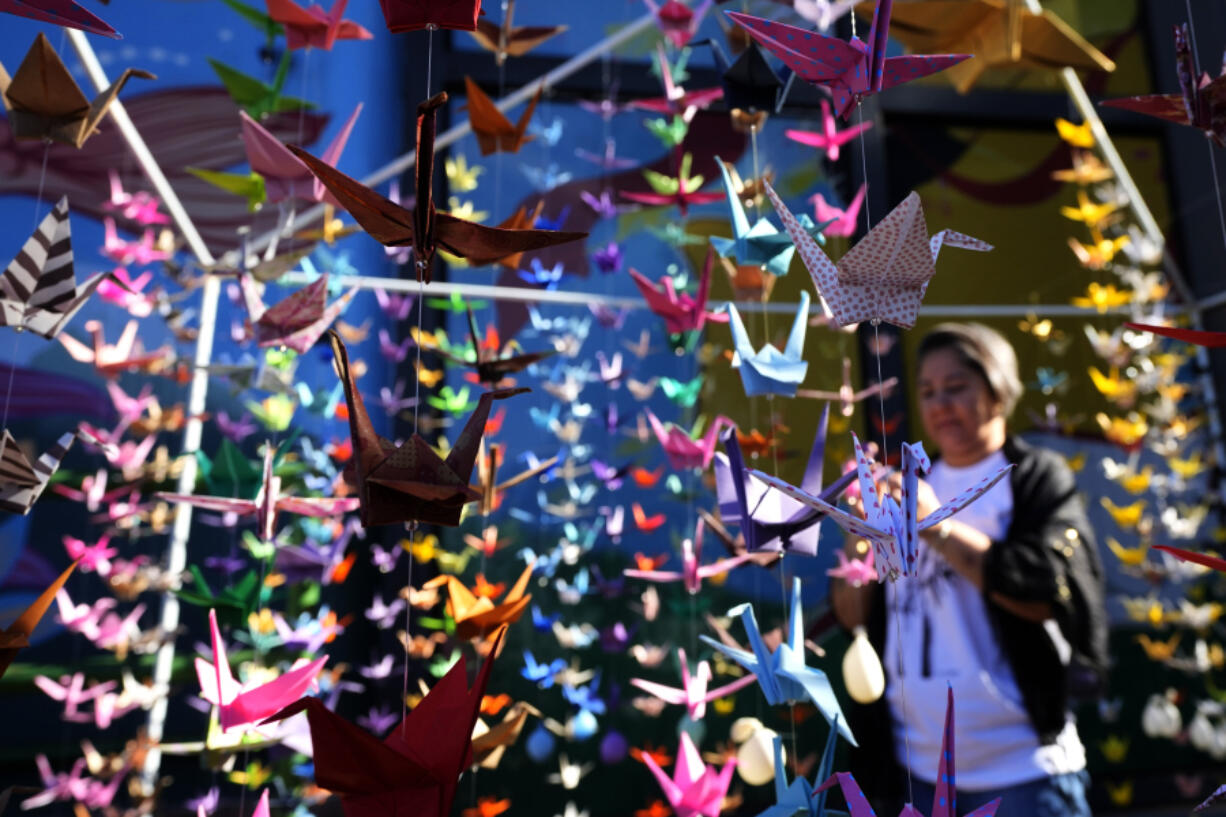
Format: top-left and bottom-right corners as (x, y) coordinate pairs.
(786, 100), (873, 161)
(239, 273), (359, 353)
(266, 0), (374, 50)
(826, 549), (878, 586)
(58, 319), (174, 378)
(629, 248), (728, 335)
(197, 608), (327, 731)
(61, 534), (118, 575)
(240, 103), (362, 204)
(97, 268), (155, 317)
(55, 590), (117, 640)
(0, 0), (119, 38)
(767, 182), (991, 329)
(106, 381), (156, 425)
(750, 432), (1011, 581)
(646, 410), (734, 471)
(158, 445), (359, 542)
(52, 468), (127, 513)
(727, 1), (970, 120)
(631, 43), (724, 122)
(817, 687), (1001, 817)
(645, 0), (713, 48)
(34, 672), (113, 723)
(101, 219), (171, 266)
(624, 517), (756, 594)
(641, 731), (736, 817)
(103, 171), (168, 225)
(630, 646), (756, 721)
(22, 754), (129, 810)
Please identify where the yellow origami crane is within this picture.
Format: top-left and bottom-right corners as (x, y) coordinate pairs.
(1056, 117), (1095, 148)
(1072, 281), (1131, 311)
(1105, 537), (1148, 567)
(1088, 365), (1137, 407)
(1135, 632), (1181, 661)
(1101, 497), (1146, 528)
(1060, 190), (1120, 230)
(1051, 151), (1114, 185)
(424, 561), (534, 641)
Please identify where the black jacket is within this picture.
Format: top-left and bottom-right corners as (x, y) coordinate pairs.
(846, 436), (1108, 808)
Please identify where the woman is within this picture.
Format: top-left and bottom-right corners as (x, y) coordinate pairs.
(830, 323), (1108, 817)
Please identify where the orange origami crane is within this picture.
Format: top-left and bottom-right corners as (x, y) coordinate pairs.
(463, 76), (542, 155)
(290, 92), (585, 282)
(472, 701), (541, 769)
(0, 561), (76, 678)
(330, 330), (527, 528)
(424, 561), (534, 642)
(262, 625), (505, 817)
(469, 0), (566, 64)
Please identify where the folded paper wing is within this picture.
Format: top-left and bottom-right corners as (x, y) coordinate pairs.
(241, 104), (361, 205)
(379, 0), (482, 32)
(0, 0), (119, 37)
(262, 625), (506, 817)
(330, 330), (527, 527)
(0, 560), (76, 677)
(0, 32), (153, 147)
(463, 76), (541, 156)
(1126, 322), (1226, 348)
(0, 429), (76, 514)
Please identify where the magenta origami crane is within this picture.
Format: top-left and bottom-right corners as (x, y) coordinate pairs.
(811, 184), (866, 239)
(266, 0), (374, 50)
(767, 182), (991, 330)
(629, 646), (757, 721)
(240, 103), (362, 204)
(0, 0), (118, 37)
(641, 731), (736, 817)
(646, 410), (735, 471)
(1102, 24), (1226, 147)
(197, 608), (327, 731)
(22, 754), (129, 810)
(727, 0), (970, 120)
(631, 43), (724, 122)
(157, 445), (359, 542)
(826, 548), (878, 586)
(629, 248), (728, 336)
(817, 687), (1002, 817)
(623, 517), (756, 594)
(645, 0), (713, 48)
(239, 273), (359, 353)
(785, 99), (873, 161)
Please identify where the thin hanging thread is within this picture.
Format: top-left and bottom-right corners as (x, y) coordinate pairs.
(1183, 1), (1226, 255)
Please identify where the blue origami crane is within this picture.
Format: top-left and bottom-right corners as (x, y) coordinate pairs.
(726, 290), (810, 397)
(756, 715), (841, 817)
(700, 576), (856, 745)
(709, 156), (828, 277)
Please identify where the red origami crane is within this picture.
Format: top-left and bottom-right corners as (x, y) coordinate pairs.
(263, 625), (506, 817)
(329, 330), (527, 527)
(239, 273), (360, 353)
(629, 247), (728, 335)
(1102, 24), (1226, 148)
(645, 0), (713, 49)
(290, 92), (586, 282)
(265, 0), (374, 50)
(379, 0), (482, 33)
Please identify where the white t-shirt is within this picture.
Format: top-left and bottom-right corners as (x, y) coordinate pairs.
(884, 449), (1086, 791)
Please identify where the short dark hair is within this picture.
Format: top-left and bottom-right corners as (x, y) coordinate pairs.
(917, 322), (1022, 417)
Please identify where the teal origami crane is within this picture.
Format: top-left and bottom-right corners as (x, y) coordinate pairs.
(726, 290), (810, 397)
(757, 716), (841, 817)
(709, 156), (829, 277)
(700, 576), (855, 745)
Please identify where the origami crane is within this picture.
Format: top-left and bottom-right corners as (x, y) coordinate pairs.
(23, 753), (129, 811)
(727, 1), (970, 120)
(238, 273), (359, 353)
(710, 158), (828, 278)
(0, 429), (82, 514)
(646, 410), (734, 471)
(645, 0), (713, 48)
(0, 32), (153, 147)
(477, 440), (558, 516)
(441, 305), (555, 386)
(0, 560), (76, 678)
(264, 625), (505, 817)
(713, 410), (856, 555)
(0, 197), (113, 339)
(470, 0), (567, 64)
(0, 0), (118, 37)
(817, 687), (1000, 817)
(1126, 322), (1226, 348)
(641, 730), (735, 817)
(875, 0), (1115, 94)
(759, 714), (840, 817)
(811, 184), (866, 238)
(197, 608), (327, 731)
(629, 647), (757, 721)
(750, 433), (1011, 581)
(624, 517), (757, 594)
(1102, 24), (1226, 146)
(704, 38), (783, 119)
(157, 445), (359, 542)
(622, 152), (724, 216)
(266, 0), (374, 50)
(464, 77), (542, 156)
(425, 562), (533, 642)
(629, 248), (728, 336)
(208, 52), (314, 120)
(379, 0), (482, 32)
(241, 104), (362, 204)
(725, 290), (810, 398)
(290, 92), (586, 282)
(798, 357), (898, 417)
(330, 330), (527, 527)
(827, 549), (878, 586)
(700, 576), (856, 744)
(472, 701), (542, 769)
(767, 182), (992, 329)
(786, 99), (874, 161)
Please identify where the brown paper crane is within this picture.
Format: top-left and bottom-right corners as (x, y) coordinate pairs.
(290, 91), (585, 282)
(0, 32), (154, 147)
(329, 329), (527, 528)
(469, 0), (567, 65)
(463, 76), (542, 155)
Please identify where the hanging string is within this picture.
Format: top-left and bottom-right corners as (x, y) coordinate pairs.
(1183, 1), (1226, 254)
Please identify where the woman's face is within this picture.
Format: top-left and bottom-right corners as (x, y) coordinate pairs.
(917, 346), (1004, 464)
